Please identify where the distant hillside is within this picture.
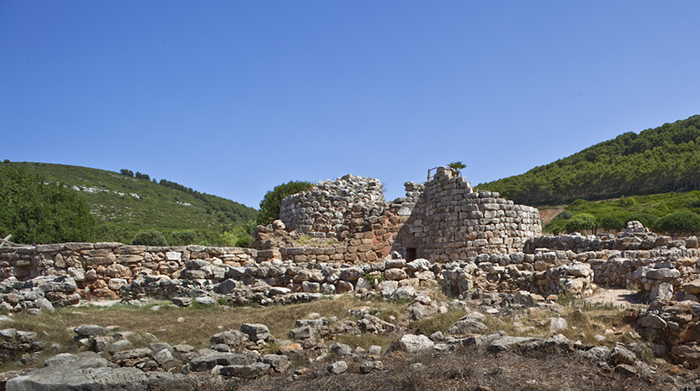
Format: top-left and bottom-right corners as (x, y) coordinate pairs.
(4, 162), (258, 244)
(479, 115), (700, 205)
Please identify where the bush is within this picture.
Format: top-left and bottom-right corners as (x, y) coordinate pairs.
(553, 210), (574, 221)
(599, 215), (625, 231)
(654, 211), (700, 236)
(0, 165), (95, 244)
(132, 230), (168, 246)
(220, 227), (251, 247)
(257, 180), (315, 226)
(565, 213), (598, 233)
(170, 230), (196, 246)
(543, 219), (567, 235)
(625, 213), (658, 229)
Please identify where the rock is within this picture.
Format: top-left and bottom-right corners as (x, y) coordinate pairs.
(172, 297), (192, 307)
(262, 354), (290, 372)
(359, 360), (384, 373)
(74, 324), (107, 337)
(564, 278), (585, 295)
(330, 342), (353, 356)
(580, 346), (611, 361)
(327, 361), (348, 374)
(650, 282), (674, 301)
(195, 296), (217, 306)
(368, 345), (382, 356)
(610, 346), (636, 365)
(189, 352), (256, 372)
(210, 330), (249, 346)
(240, 323), (270, 341)
(549, 317), (568, 333)
(5, 353), (196, 391)
(447, 319), (488, 335)
(355, 278), (372, 292)
(277, 343), (303, 355)
(671, 344), (700, 363)
(268, 287), (292, 297)
(385, 268), (408, 281)
(488, 337), (535, 353)
(220, 362), (271, 379)
(393, 286), (416, 300)
(108, 339), (133, 354)
(683, 279), (700, 295)
(378, 281), (398, 297)
(406, 259), (430, 273)
(638, 313), (667, 329)
(289, 326), (314, 340)
(646, 268), (681, 281)
(154, 349), (174, 365)
(398, 334), (434, 353)
(44, 353), (78, 367)
(214, 279), (239, 294)
(614, 363), (638, 377)
(336, 280), (354, 294)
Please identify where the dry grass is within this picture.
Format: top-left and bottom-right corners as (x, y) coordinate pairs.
(238, 347), (669, 391)
(0, 295), (412, 372)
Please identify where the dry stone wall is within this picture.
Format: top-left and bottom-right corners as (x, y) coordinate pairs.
(279, 175), (386, 240)
(395, 167), (542, 262)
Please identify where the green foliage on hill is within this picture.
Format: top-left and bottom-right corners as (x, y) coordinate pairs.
(257, 180), (315, 226)
(480, 115), (700, 205)
(0, 165), (96, 243)
(543, 191), (700, 236)
(2, 162), (258, 245)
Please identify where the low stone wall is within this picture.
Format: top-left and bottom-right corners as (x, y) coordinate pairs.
(0, 243), (256, 301)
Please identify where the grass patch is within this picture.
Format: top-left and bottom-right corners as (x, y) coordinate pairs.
(409, 311), (467, 336)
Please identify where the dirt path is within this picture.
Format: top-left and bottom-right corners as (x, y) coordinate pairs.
(584, 288), (645, 307)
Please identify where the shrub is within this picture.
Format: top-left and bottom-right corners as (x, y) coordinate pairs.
(220, 227), (251, 248)
(625, 213), (658, 229)
(170, 230), (196, 246)
(257, 180), (315, 226)
(553, 210), (574, 221)
(599, 215), (625, 231)
(0, 165), (95, 244)
(565, 213), (598, 233)
(654, 211), (700, 236)
(119, 169), (134, 177)
(543, 219), (567, 235)
(618, 196), (637, 207)
(132, 230), (168, 246)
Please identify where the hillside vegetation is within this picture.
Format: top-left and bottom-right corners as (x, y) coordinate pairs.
(2, 162), (257, 245)
(543, 191), (700, 235)
(480, 115), (700, 206)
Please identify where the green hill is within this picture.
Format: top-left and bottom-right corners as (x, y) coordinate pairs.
(3, 162), (258, 244)
(479, 115), (700, 206)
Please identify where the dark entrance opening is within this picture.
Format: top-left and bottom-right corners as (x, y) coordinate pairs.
(406, 247), (417, 261)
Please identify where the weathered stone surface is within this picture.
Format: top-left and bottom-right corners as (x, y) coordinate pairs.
(447, 319), (488, 335)
(488, 336), (536, 353)
(189, 352), (255, 371)
(210, 330), (248, 346)
(638, 314), (667, 329)
(327, 361), (348, 375)
(240, 323), (270, 341)
(398, 334), (434, 353)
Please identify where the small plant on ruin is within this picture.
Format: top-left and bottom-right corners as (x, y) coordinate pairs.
(447, 161), (466, 176)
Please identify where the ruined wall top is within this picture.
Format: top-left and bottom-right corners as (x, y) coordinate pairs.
(279, 174), (385, 239)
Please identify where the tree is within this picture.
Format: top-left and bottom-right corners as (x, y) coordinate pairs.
(131, 230), (168, 246)
(565, 213), (598, 234)
(256, 180), (315, 226)
(447, 161), (466, 176)
(654, 211), (700, 236)
(0, 165), (95, 244)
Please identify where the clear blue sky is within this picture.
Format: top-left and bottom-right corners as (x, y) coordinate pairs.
(2, 1), (699, 209)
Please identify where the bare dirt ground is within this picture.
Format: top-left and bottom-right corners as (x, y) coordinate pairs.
(537, 207), (567, 225)
(584, 288), (646, 308)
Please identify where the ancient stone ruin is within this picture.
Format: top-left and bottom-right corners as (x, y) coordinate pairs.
(255, 166), (542, 263)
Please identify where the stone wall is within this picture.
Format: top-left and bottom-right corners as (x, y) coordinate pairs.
(394, 167), (542, 261)
(259, 167), (542, 265)
(0, 243), (256, 302)
(279, 175), (386, 240)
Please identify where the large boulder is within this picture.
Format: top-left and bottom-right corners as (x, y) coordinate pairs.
(398, 334), (434, 353)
